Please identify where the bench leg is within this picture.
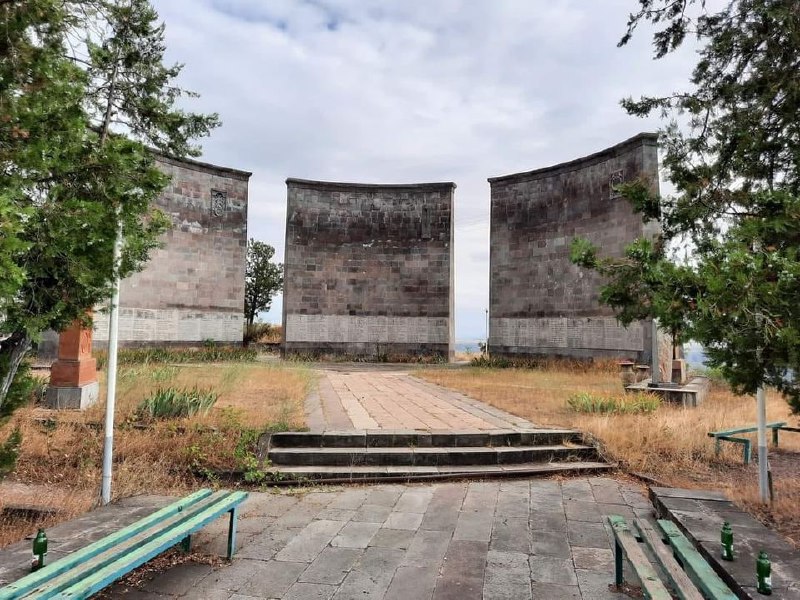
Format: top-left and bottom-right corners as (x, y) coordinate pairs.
(743, 440), (751, 464)
(181, 535), (192, 552)
(772, 428), (779, 447)
(614, 538), (624, 588)
(227, 507), (239, 560)
(714, 438), (721, 456)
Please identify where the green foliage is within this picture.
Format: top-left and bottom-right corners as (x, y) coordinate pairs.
(0, 363), (47, 426)
(136, 386), (218, 420)
(95, 346), (257, 369)
(244, 240), (283, 328)
(0, 0), (218, 412)
(573, 0), (800, 411)
(470, 355), (551, 369)
(233, 429), (268, 483)
(286, 350), (445, 364)
(148, 365), (179, 383)
(567, 392), (662, 415)
(0, 428), (22, 480)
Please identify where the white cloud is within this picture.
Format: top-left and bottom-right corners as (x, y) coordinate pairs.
(151, 0), (697, 338)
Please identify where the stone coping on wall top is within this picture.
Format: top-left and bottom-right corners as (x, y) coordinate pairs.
(487, 131), (658, 185)
(286, 177), (457, 192)
(152, 151), (253, 181)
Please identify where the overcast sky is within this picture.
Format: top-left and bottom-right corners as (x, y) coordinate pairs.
(151, 0), (697, 340)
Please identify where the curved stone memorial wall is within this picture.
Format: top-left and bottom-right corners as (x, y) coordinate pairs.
(488, 133), (659, 361)
(283, 178), (455, 359)
(93, 154), (250, 346)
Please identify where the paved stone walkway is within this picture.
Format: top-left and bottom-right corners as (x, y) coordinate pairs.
(106, 476), (653, 599)
(306, 367), (534, 431)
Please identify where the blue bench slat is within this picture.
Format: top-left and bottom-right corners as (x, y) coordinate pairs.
(49, 491), (247, 599)
(0, 489), (213, 600)
(657, 519), (737, 600)
(6, 489), (247, 600)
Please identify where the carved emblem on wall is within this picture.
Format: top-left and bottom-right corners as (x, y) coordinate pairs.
(211, 189), (227, 216)
(609, 170), (624, 199)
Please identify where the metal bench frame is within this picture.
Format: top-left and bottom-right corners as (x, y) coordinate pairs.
(609, 515), (736, 600)
(707, 421), (791, 464)
(0, 488), (247, 600)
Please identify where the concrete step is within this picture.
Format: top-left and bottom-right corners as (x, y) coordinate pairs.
(264, 461), (614, 483)
(267, 444), (599, 467)
(265, 429), (583, 449)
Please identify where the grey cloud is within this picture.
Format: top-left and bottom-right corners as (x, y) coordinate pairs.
(150, 0), (695, 337)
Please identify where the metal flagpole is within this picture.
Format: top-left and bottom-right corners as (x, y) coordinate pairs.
(651, 318), (660, 386)
(101, 216), (123, 505)
(755, 313), (769, 504)
(485, 308), (489, 353)
(756, 384), (769, 503)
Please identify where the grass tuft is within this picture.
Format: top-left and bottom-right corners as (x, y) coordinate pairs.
(94, 346), (257, 369)
(567, 391), (661, 414)
(136, 387), (218, 421)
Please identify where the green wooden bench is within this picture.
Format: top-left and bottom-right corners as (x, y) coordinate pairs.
(0, 488), (247, 600)
(608, 515), (736, 600)
(707, 421), (800, 463)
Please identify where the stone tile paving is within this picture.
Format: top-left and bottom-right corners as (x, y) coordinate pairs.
(104, 476), (652, 599)
(312, 367), (534, 431)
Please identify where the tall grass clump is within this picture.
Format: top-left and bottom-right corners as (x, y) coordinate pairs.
(136, 387), (218, 421)
(567, 392), (661, 414)
(95, 346), (257, 368)
(470, 354), (619, 373)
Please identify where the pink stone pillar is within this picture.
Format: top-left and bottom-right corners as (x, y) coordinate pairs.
(46, 317), (99, 409)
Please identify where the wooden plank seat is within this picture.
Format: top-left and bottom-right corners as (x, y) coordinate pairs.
(608, 515), (736, 600)
(707, 421), (789, 463)
(0, 488), (247, 600)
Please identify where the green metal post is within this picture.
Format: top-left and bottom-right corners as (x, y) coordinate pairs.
(614, 539), (624, 587)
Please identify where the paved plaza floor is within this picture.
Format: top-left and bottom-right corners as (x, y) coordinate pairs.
(307, 367), (534, 431)
(107, 476), (653, 599)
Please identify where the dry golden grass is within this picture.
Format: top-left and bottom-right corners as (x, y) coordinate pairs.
(257, 325), (283, 344)
(417, 365), (800, 544)
(0, 361), (313, 548)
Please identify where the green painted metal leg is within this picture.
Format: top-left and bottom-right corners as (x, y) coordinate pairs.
(227, 507), (238, 560)
(614, 538), (624, 587)
(181, 535), (191, 552)
(715, 438), (721, 456)
(743, 440), (751, 464)
(772, 428), (779, 447)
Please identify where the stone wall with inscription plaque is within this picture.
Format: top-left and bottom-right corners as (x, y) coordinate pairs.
(92, 154), (250, 346)
(283, 179), (455, 359)
(488, 133), (659, 361)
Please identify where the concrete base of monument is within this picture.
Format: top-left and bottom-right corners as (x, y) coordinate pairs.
(626, 376), (710, 407)
(45, 381), (99, 410)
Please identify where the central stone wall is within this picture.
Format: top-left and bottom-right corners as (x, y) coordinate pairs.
(283, 178), (455, 359)
(488, 133), (659, 361)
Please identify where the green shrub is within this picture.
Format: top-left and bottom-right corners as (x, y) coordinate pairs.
(95, 346), (257, 369)
(285, 350), (445, 364)
(1, 363), (46, 424)
(0, 427), (22, 480)
(567, 392), (662, 414)
(136, 386), (218, 420)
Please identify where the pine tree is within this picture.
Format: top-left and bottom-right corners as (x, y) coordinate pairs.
(572, 0), (800, 410)
(0, 0), (219, 410)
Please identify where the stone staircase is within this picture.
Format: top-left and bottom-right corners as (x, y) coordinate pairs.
(259, 429), (611, 483)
